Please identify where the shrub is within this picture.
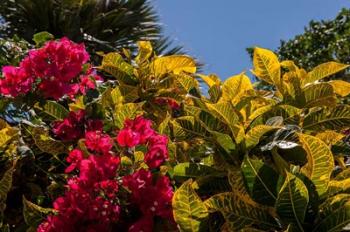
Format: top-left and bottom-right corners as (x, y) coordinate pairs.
(0, 35), (350, 232)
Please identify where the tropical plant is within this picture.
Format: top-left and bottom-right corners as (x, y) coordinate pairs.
(170, 47), (350, 232)
(1, 33), (350, 231)
(0, 0), (182, 55)
(0, 35), (197, 231)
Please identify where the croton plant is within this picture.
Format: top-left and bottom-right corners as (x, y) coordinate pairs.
(1, 33), (350, 232)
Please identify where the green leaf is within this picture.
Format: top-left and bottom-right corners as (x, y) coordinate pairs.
(303, 62), (349, 86)
(241, 156), (283, 206)
(172, 179), (208, 232)
(33, 31), (54, 46)
(173, 163), (224, 178)
(299, 134), (334, 197)
(35, 101), (69, 120)
(32, 127), (67, 156)
(303, 105), (350, 131)
(205, 192), (278, 231)
(276, 172), (309, 231)
(212, 131), (236, 154)
(314, 194), (350, 232)
(22, 196), (55, 227)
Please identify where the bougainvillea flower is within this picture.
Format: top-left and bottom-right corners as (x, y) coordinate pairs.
(0, 37), (100, 100)
(123, 116), (155, 144)
(0, 66), (33, 97)
(123, 169), (174, 226)
(85, 131), (113, 155)
(116, 128), (141, 147)
(52, 110), (85, 141)
(65, 149), (84, 173)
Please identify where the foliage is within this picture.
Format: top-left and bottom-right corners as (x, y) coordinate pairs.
(0, 0), (183, 55)
(277, 8), (350, 72)
(171, 47), (350, 232)
(1, 35), (350, 231)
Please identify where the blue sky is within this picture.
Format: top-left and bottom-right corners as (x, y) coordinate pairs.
(153, 1), (349, 79)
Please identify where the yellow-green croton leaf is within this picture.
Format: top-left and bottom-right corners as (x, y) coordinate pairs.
(329, 80), (350, 97)
(302, 62), (349, 86)
(151, 55), (196, 77)
(172, 179), (208, 232)
(299, 134), (334, 198)
(135, 41), (153, 64)
(275, 172), (309, 231)
(205, 192), (279, 231)
(221, 72), (253, 104)
(251, 47), (281, 86)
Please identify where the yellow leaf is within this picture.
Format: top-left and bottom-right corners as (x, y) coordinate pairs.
(0, 127), (18, 149)
(32, 127), (67, 156)
(299, 134), (334, 197)
(221, 72), (253, 104)
(205, 192), (278, 230)
(69, 95), (85, 111)
(251, 47), (281, 86)
(135, 41), (153, 64)
(280, 60), (299, 72)
(197, 74), (221, 88)
(327, 178), (350, 196)
(248, 105), (274, 122)
(245, 125), (279, 150)
(316, 130), (344, 146)
(174, 73), (199, 92)
(151, 55), (196, 77)
(100, 52), (137, 84)
(329, 80), (350, 97)
(206, 102), (244, 143)
(303, 62), (349, 86)
(172, 179), (208, 231)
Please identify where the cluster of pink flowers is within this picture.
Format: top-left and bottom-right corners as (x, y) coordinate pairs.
(123, 169), (174, 232)
(37, 131), (120, 232)
(0, 38), (100, 99)
(38, 116), (174, 231)
(117, 116), (169, 168)
(52, 110), (103, 141)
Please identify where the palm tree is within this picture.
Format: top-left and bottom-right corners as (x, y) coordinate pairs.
(0, 0), (182, 55)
